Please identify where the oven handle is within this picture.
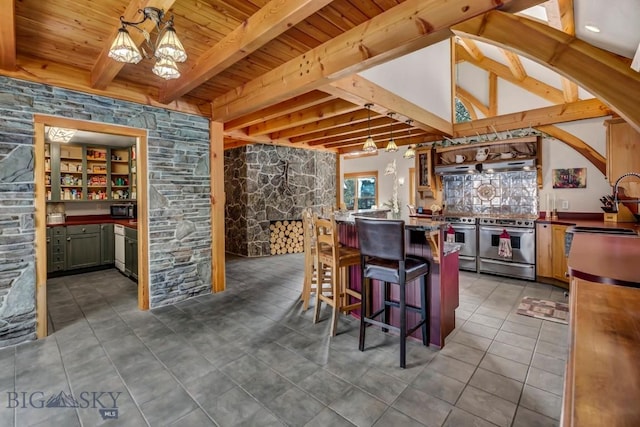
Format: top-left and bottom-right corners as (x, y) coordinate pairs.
(481, 258), (535, 268)
(480, 226), (534, 234)
(449, 225), (477, 230)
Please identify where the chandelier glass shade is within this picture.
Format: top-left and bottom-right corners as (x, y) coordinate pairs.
(108, 7), (187, 80)
(403, 120), (415, 159)
(362, 104), (378, 152)
(385, 113), (398, 152)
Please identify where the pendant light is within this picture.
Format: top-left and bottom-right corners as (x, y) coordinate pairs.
(362, 104), (377, 152)
(403, 120), (416, 159)
(385, 113), (398, 152)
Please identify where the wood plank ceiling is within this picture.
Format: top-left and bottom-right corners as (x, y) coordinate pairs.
(2, 0), (638, 152)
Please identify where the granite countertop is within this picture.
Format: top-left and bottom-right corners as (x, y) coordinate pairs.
(47, 215), (138, 229)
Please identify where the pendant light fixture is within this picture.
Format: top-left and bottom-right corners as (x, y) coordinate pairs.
(385, 113), (398, 152)
(403, 120), (416, 159)
(108, 7), (187, 80)
(362, 104), (377, 152)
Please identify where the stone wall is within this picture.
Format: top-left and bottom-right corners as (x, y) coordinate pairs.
(0, 76), (212, 347)
(224, 144), (335, 257)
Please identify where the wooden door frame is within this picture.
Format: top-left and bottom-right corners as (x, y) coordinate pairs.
(33, 115), (149, 338)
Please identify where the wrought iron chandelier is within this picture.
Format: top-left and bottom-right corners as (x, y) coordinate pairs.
(108, 7), (187, 80)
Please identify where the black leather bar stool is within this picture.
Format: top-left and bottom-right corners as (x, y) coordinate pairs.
(355, 217), (430, 368)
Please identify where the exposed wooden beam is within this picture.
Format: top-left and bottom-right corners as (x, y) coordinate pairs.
(247, 99), (360, 136)
(299, 116), (397, 145)
(211, 120), (226, 293)
(456, 86), (488, 117)
(0, 0), (16, 70)
(452, 11), (640, 132)
(536, 124), (606, 174)
(545, 0), (579, 102)
(500, 48), (527, 80)
(337, 134), (441, 154)
(453, 98), (613, 137)
(212, 0), (524, 122)
(5, 55), (209, 116)
(456, 45), (565, 104)
(159, 0), (333, 104)
(91, 0), (177, 90)
(488, 72), (498, 116)
(224, 91), (334, 132)
(456, 38), (484, 61)
(271, 108), (372, 140)
(325, 74), (452, 135)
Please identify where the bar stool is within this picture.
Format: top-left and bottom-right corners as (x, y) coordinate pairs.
(300, 208), (331, 310)
(355, 217), (430, 368)
(313, 213), (361, 337)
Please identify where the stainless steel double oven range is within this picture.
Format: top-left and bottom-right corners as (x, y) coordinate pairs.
(444, 216), (536, 280)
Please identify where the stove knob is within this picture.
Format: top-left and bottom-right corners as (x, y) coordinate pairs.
(517, 221), (522, 225)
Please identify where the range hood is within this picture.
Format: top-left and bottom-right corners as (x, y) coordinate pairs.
(435, 158), (536, 175)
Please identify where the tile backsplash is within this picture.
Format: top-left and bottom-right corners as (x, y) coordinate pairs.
(443, 171), (538, 216)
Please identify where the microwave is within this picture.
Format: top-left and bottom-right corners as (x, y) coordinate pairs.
(110, 204), (136, 219)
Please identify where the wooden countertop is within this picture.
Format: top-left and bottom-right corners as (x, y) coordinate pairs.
(567, 233), (640, 288)
(562, 278), (640, 426)
(47, 215), (138, 229)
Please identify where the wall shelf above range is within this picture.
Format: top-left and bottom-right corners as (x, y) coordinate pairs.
(434, 136), (542, 187)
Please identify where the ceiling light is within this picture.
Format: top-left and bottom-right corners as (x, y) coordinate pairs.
(47, 127), (76, 143)
(385, 113), (398, 152)
(403, 120), (415, 159)
(584, 23), (600, 33)
(362, 104), (378, 152)
(108, 7), (187, 80)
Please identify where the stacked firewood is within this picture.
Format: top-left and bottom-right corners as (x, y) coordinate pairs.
(269, 220), (304, 255)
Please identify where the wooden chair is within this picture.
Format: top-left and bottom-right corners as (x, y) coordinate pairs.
(313, 213), (362, 336)
(300, 208), (331, 310)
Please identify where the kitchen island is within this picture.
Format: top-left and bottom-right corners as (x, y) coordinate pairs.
(336, 215), (460, 348)
(562, 232), (640, 426)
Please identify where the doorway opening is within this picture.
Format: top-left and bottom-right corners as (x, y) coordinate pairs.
(33, 115), (149, 338)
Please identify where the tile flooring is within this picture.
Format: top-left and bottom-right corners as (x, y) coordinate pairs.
(0, 254), (568, 426)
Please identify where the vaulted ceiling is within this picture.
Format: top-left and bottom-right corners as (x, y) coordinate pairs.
(1, 0), (638, 153)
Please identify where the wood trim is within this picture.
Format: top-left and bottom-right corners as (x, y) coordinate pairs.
(343, 171), (379, 209)
(32, 115), (150, 329)
(456, 86), (489, 117)
(0, 0), (16, 70)
(453, 99), (613, 137)
(91, 0), (177, 90)
(456, 96), (478, 120)
(536, 124), (606, 174)
(159, 0), (333, 103)
(488, 72), (498, 116)
(212, 0), (519, 122)
(34, 122), (47, 338)
(450, 38), (457, 124)
(336, 153), (341, 209)
(500, 48), (527, 81)
(211, 121), (226, 293)
(452, 10), (640, 133)
(456, 38), (484, 61)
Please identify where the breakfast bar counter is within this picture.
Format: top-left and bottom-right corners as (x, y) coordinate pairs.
(336, 216), (460, 348)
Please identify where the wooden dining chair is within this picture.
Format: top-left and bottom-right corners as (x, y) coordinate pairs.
(313, 213), (361, 336)
(300, 208), (331, 310)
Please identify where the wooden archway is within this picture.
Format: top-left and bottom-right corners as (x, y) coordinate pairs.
(452, 11), (640, 133)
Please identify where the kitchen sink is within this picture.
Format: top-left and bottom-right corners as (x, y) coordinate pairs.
(570, 226), (638, 235)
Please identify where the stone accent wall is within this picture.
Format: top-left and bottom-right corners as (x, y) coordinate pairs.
(0, 76), (211, 347)
(224, 144), (335, 257)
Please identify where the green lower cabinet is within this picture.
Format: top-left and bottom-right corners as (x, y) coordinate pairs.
(66, 225), (101, 270)
(46, 228), (52, 273)
(124, 227), (138, 279)
(48, 226), (66, 273)
(100, 224), (115, 264)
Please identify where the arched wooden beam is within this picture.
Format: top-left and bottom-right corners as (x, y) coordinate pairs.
(452, 11), (640, 133)
(536, 124), (606, 175)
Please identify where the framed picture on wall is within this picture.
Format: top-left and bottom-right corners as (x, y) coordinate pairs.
(552, 168), (587, 188)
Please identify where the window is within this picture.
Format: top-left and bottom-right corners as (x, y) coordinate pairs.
(343, 172), (378, 210)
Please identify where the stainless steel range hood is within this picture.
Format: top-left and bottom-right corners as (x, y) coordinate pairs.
(435, 158), (536, 175)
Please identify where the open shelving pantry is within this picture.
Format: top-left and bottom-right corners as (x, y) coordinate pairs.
(45, 141), (136, 202)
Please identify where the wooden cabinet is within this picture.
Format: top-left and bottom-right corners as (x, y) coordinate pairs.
(66, 225), (101, 270)
(536, 223), (552, 277)
(124, 227), (138, 280)
(606, 118), (640, 197)
(551, 224), (569, 284)
(536, 222), (569, 288)
(46, 142), (134, 202)
(100, 224), (115, 265)
(48, 226), (66, 273)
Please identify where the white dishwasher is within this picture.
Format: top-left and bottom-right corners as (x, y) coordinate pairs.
(114, 224), (125, 272)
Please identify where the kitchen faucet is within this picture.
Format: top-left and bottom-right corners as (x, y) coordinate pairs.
(613, 172), (640, 210)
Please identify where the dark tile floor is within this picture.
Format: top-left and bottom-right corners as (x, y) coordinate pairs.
(0, 254), (567, 426)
